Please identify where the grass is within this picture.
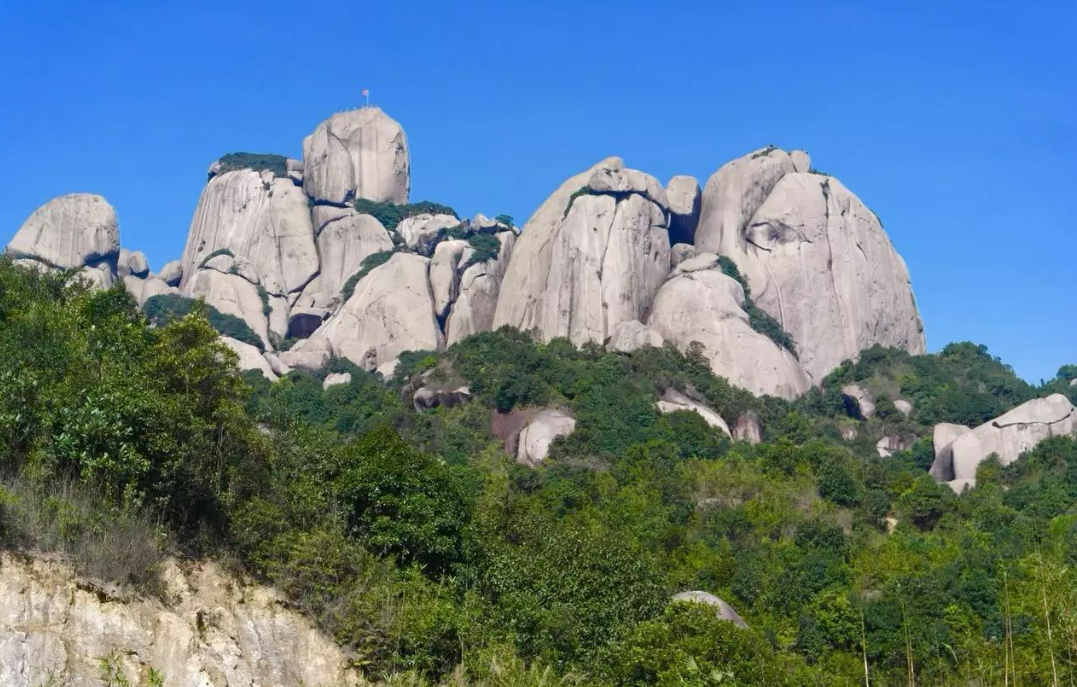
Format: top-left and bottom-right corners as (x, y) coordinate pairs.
(563, 187), (590, 219)
(0, 475), (169, 593)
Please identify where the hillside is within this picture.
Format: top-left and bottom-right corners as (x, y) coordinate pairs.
(2, 105), (1077, 686)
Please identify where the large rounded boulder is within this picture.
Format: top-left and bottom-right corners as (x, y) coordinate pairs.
(8, 193), (119, 270)
(694, 149), (925, 381)
(302, 106), (410, 205)
(493, 157), (670, 346)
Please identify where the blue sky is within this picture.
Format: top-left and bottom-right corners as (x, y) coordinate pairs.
(1, 1), (1073, 382)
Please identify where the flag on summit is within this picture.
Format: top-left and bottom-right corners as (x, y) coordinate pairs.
(361, 88), (369, 96)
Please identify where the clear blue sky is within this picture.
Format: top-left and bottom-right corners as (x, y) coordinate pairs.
(1, 1), (1073, 382)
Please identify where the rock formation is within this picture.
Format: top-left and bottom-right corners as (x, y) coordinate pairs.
(947, 395), (1077, 483)
(0, 554), (360, 687)
(493, 157), (671, 346)
(517, 408), (577, 467)
(646, 254), (810, 399)
(8, 194), (119, 272)
(445, 230), (517, 345)
(841, 384), (876, 419)
(303, 106), (410, 205)
(221, 336), (278, 381)
(307, 252), (442, 371)
(607, 319), (665, 354)
(929, 423), (972, 481)
(657, 388), (731, 436)
(323, 371), (352, 390)
(694, 148), (924, 381)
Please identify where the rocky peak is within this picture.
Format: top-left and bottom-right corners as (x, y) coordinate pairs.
(302, 106), (410, 205)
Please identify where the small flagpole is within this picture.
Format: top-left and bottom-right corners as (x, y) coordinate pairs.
(365, 89), (370, 107)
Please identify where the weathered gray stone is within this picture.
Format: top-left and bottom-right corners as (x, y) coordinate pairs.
(517, 409), (576, 467)
(790, 149), (811, 173)
(949, 395), (1077, 481)
(157, 259), (183, 286)
(310, 253), (442, 370)
(323, 372), (352, 390)
(179, 170), (318, 295)
(494, 158), (670, 346)
(929, 423), (972, 482)
(607, 319), (664, 354)
(842, 384), (876, 420)
(445, 231), (516, 345)
(733, 415), (763, 444)
(186, 268), (272, 349)
(0, 553), (361, 687)
(278, 336), (333, 372)
(303, 106), (409, 205)
(657, 388), (731, 437)
(646, 265), (810, 400)
(669, 243), (697, 268)
(894, 399), (913, 417)
(8, 193), (119, 270)
(413, 386), (472, 412)
(221, 336), (276, 381)
(396, 213), (460, 255)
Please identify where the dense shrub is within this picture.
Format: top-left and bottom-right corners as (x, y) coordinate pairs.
(143, 293), (263, 350)
(341, 250), (395, 302)
(354, 199), (458, 231)
(213, 152), (289, 178)
(718, 256), (798, 356)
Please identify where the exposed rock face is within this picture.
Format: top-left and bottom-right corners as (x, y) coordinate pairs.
(71, 264), (115, 291)
(323, 372), (352, 390)
(430, 239), (472, 319)
(179, 170), (318, 296)
(666, 175), (701, 245)
(607, 319), (664, 354)
(670, 243), (697, 268)
(298, 209), (392, 306)
(493, 157), (670, 346)
(517, 409), (576, 467)
(694, 149), (924, 381)
(790, 149), (811, 173)
(310, 252), (442, 371)
(948, 395), (1077, 482)
(445, 231), (516, 345)
(671, 591), (748, 629)
(278, 336), (333, 372)
(303, 106), (409, 205)
(413, 385), (472, 412)
(733, 415), (763, 444)
(876, 434), (912, 458)
(929, 423), (972, 481)
(186, 268), (272, 348)
(118, 249), (149, 278)
(157, 259), (183, 286)
(8, 193), (119, 270)
(221, 336), (277, 381)
(842, 384), (876, 419)
(894, 399), (913, 417)
(646, 259), (810, 400)
(0, 554), (360, 687)
(123, 275), (177, 308)
(396, 213), (459, 255)
(656, 388), (731, 437)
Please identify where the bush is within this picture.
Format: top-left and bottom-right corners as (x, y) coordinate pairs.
(354, 199), (458, 231)
(337, 425), (472, 572)
(143, 293), (263, 351)
(717, 257), (798, 356)
(213, 152), (289, 178)
(341, 250), (395, 302)
(604, 603), (794, 687)
(465, 233), (501, 267)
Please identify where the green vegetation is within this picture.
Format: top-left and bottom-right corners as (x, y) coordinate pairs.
(494, 213), (514, 227)
(143, 293), (263, 351)
(353, 199), (458, 231)
(4, 255), (1077, 686)
(198, 248), (234, 268)
(564, 186), (591, 218)
(340, 250), (396, 302)
(717, 256), (798, 356)
(213, 152), (289, 178)
(464, 233), (501, 267)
